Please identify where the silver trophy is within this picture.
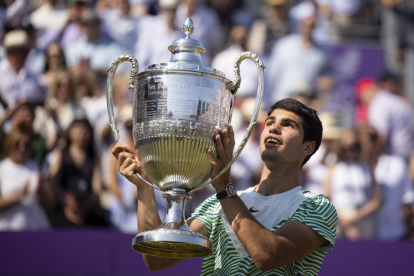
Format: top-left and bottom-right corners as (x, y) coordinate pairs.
(106, 17), (265, 258)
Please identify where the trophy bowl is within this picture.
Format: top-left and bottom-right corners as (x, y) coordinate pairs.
(107, 17), (265, 258)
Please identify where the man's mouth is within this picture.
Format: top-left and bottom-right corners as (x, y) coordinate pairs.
(265, 138), (280, 145)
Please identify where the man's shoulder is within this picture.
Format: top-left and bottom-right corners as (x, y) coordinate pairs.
(291, 188), (334, 215)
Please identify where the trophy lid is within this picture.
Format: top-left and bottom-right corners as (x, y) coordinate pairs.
(143, 17), (225, 78)
(168, 17), (206, 58)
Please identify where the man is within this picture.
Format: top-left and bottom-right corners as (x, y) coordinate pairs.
(112, 98), (337, 275)
(135, 0), (181, 70)
(359, 125), (414, 241)
(0, 29), (45, 111)
(64, 9), (123, 74)
(368, 70), (414, 160)
(265, 6), (332, 107)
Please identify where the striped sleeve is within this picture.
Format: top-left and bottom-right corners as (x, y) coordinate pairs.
(289, 194), (338, 253)
(190, 195), (218, 235)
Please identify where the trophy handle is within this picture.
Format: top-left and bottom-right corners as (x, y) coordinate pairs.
(106, 54), (161, 191)
(193, 51), (265, 191)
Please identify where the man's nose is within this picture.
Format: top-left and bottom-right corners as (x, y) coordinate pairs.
(269, 123), (281, 134)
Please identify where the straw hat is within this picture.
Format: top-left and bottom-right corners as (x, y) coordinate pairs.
(3, 30), (31, 50)
(159, 0), (180, 9)
(319, 112), (343, 140)
(266, 0), (287, 6)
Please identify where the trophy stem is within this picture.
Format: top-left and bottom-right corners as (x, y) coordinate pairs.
(160, 189), (190, 230)
(132, 188), (213, 258)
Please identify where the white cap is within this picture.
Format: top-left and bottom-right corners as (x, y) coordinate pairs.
(289, 2), (316, 22)
(159, 0), (180, 9)
(3, 30), (31, 50)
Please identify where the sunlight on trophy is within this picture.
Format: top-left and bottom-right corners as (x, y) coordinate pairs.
(106, 17), (265, 258)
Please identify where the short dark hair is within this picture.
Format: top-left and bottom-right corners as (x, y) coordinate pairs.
(267, 98), (323, 167)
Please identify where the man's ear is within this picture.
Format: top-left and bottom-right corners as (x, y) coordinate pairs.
(302, 141), (316, 156)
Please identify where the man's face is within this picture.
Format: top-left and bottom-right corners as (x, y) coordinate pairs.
(260, 109), (306, 166)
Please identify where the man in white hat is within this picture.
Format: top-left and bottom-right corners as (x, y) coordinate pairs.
(0, 29), (45, 113)
(135, 0), (182, 70)
(265, 1), (332, 107)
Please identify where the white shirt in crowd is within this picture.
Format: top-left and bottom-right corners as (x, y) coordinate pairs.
(330, 161), (372, 210)
(100, 9), (139, 55)
(265, 34), (330, 107)
(0, 59), (45, 108)
(65, 37), (124, 73)
(175, 4), (221, 65)
(0, 158), (50, 231)
(29, 2), (68, 40)
(135, 14), (181, 70)
(368, 90), (414, 159)
(212, 44), (262, 98)
(375, 154), (414, 240)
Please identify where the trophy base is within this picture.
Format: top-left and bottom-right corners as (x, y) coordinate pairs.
(132, 228), (212, 258)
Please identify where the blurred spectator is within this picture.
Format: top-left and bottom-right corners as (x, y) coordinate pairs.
(135, 0), (181, 70)
(289, 0), (338, 46)
(30, 0), (68, 40)
(99, 0), (139, 54)
(49, 173), (108, 228)
(41, 0), (88, 50)
(303, 112), (342, 194)
(261, 0), (289, 54)
(367, 70), (414, 160)
(45, 70), (85, 132)
(0, 29), (45, 111)
(129, 0), (151, 18)
(40, 42), (67, 88)
(175, 0), (222, 64)
(324, 129), (381, 240)
(24, 24), (47, 77)
(0, 102), (51, 164)
(211, 25), (261, 97)
(265, 8), (332, 107)
(94, 74), (131, 187)
(359, 125), (414, 241)
(0, 123), (51, 231)
(207, 0), (254, 34)
(2, 0), (31, 30)
(229, 97), (265, 191)
(48, 119), (103, 204)
(0, 1), (6, 41)
(354, 78), (376, 126)
(107, 105), (167, 233)
(381, 0), (414, 105)
(65, 9), (123, 74)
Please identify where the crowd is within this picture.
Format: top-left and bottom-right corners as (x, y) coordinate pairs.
(0, 0), (413, 242)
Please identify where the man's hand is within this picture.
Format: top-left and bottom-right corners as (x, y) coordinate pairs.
(206, 126), (235, 191)
(111, 143), (151, 189)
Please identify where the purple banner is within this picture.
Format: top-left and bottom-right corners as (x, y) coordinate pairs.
(0, 230), (413, 276)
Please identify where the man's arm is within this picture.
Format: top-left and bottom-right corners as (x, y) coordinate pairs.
(206, 127), (330, 271)
(112, 144), (208, 271)
(214, 190), (328, 271)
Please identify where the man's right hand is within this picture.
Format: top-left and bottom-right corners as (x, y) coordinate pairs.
(111, 143), (151, 189)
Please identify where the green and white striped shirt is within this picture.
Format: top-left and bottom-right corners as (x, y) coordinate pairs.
(191, 186), (337, 276)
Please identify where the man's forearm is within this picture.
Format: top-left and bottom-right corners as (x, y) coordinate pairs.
(136, 186), (185, 270)
(137, 186), (161, 233)
(218, 195), (284, 270)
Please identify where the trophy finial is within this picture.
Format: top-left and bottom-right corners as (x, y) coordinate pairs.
(183, 17), (195, 38)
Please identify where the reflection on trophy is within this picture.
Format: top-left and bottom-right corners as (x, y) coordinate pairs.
(106, 17), (265, 258)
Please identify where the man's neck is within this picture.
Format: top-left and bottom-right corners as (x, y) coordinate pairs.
(301, 35), (314, 49)
(256, 163), (301, 196)
(8, 57), (25, 75)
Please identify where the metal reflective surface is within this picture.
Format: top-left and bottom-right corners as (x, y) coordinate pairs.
(107, 17), (264, 258)
(133, 73), (233, 191)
